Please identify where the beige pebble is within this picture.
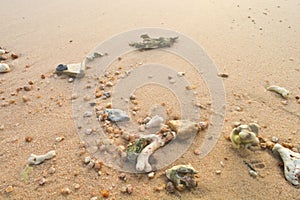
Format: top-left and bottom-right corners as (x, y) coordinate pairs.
(22, 95), (30, 102)
(194, 149), (201, 155)
(0, 124), (4, 130)
(74, 183), (80, 189)
(216, 170), (222, 175)
(5, 185), (14, 193)
(61, 187), (72, 195)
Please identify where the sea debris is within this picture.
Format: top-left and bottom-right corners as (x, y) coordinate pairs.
(166, 164), (198, 191)
(136, 130), (175, 172)
(126, 138), (150, 162)
(145, 115), (164, 129)
(86, 52), (107, 61)
(28, 150), (56, 165)
(129, 34), (178, 50)
(272, 143), (300, 186)
(103, 109), (130, 122)
(55, 62), (85, 78)
(230, 123), (260, 148)
(0, 63), (10, 73)
(267, 85), (289, 99)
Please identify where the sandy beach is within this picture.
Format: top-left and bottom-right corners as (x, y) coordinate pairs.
(0, 0), (299, 199)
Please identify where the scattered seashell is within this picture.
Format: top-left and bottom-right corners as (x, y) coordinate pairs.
(104, 109), (129, 122)
(267, 85), (289, 99)
(28, 150), (56, 165)
(273, 144), (300, 186)
(0, 63), (10, 73)
(166, 164), (198, 191)
(230, 123), (260, 148)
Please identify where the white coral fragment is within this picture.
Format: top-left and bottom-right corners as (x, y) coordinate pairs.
(28, 150), (56, 165)
(273, 144), (300, 186)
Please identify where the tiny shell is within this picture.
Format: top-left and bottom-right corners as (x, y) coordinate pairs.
(267, 85), (289, 99)
(0, 63), (10, 73)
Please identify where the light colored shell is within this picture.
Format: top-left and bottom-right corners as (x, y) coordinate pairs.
(0, 63), (10, 73)
(267, 85), (289, 99)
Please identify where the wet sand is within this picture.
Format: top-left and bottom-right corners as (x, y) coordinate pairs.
(0, 0), (300, 199)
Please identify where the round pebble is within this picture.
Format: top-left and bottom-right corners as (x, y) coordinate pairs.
(216, 170), (222, 175)
(148, 172), (155, 179)
(271, 136), (278, 143)
(194, 149), (201, 155)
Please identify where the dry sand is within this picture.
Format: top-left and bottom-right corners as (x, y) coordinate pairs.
(0, 0), (300, 199)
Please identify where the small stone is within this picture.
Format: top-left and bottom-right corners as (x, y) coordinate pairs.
(126, 184), (133, 194)
(25, 136), (33, 142)
(148, 172), (155, 179)
(74, 183), (80, 189)
(130, 94), (136, 100)
(166, 182), (175, 193)
(177, 72), (185, 77)
(84, 156), (91, 164)
(249, 170), (258, 178)
(218, 73), (229, 78)
(281, 100), (288, 105)
(271, 136), (278, 143)
(28, 80), (34, 85)
(0, 124), (4, 130)
(216, 170), (222, 175)
(87, 160), (95, 168)
(61, 187), (71, 195)
(100, 189), (109, 198)
(22, 95), (30, 102)
(194, 149), (201, 155)
(5, 185), (14, 193)
(235, 106), (242, 112)
(71, 93), (78, 100)
(39, 178), (47, 186)
(220, 161), (225, 167)
(11, 53), (18, 59)
(55, 136), (64, 142)
(41, 74), (46, 79)
(23, 85), (32, 91)
(106, 81), (113, 87)
(232, 121), (241, 128)
(90, 197), (98, 200)
(48, 166), (56, 174)
(83, 95), (91, 101)
(121, 186), (127, 193)
(68, 78), (74, 83)
(118, 173), (127, 181)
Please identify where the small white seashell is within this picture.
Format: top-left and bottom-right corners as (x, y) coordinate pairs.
(0, 63), (10, 73)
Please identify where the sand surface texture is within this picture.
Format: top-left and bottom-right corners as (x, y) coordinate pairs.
(0, 0), (299, 199)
